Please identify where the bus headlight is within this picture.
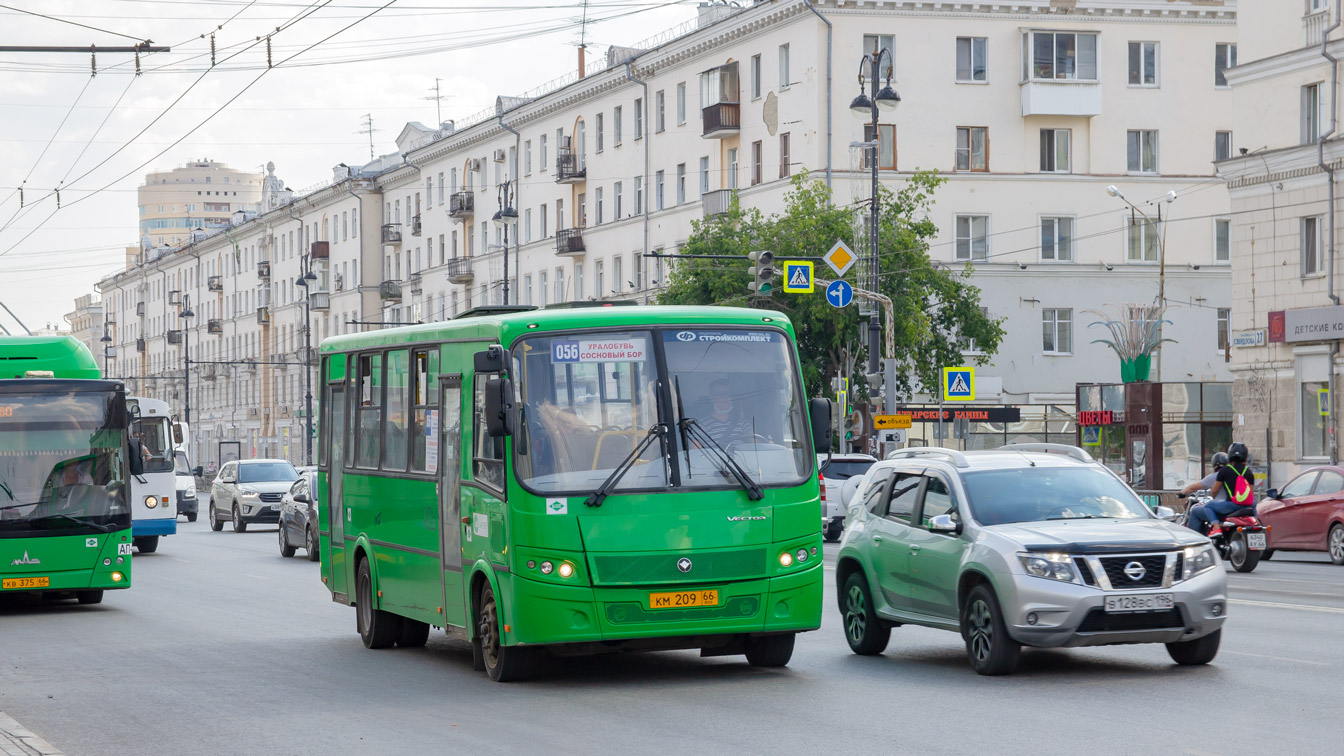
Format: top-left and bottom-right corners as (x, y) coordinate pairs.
(540, 561), (554, 575)
(557, 562), (574, 578)
(111, 571), (124, 583)
(144, 495), (158, 508)
(779, 552), (794, 567)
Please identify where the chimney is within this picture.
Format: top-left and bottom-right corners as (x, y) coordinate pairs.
(578, 45), (586, 78)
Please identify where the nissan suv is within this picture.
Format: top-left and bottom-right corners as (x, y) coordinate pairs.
(208, 459), (299, 533)
(835, 444), (1227, 675)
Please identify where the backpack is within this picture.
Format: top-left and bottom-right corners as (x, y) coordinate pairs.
(1227, 465), (1254, 507)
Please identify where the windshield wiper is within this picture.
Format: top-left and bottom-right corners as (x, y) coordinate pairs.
(679, 418), (764, 501)
(31, 513), (113, 532)
(1046, 514), (1102, 520)
(585, 424), (667, 508)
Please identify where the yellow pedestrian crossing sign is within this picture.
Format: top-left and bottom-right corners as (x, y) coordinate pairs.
(782, 260), (814, 293)
(943, 367), (975, 401)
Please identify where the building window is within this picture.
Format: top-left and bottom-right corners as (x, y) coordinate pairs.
(595, 187), (604, 225)
(727, 148), (739, 189)
(524, 209), (532, 243)
(437, 173), (444, 203)
(656, 170), (665, 210)
(676, 163), (686, 205)
(955, 215), (989, 261)
(540, 204), (548, 238)
(613, 256), (623, 293)
(1127, 218), (1159, 262)
(1043, 309), (1072, 354)
(1303, 83), (1323, 144)
(1215, 43), (1237, 87)
(634, 176), (643, 214)
(752, 140), (762, 185)
(577, 193), (587, 227)
(614, 182), (623, 218)
(1126, 129), (1158, 173)
(1215, 130), (1233, 161)
(596, 113), (604, 153)
(524, 142), (532, 174)
(595, 259), (605, 298)
(1303, 216), (1322, 276)
(556, 197), (563, 231)
(676, 82), (686, 125)
(779, 132), (791, 178)
(1040, 216), (1074, 262)
(956, 37), (987, 82)
(539, 271), (548, 307)
(613, 106), (622, 146)
(576, 264), (584, 300)
(555, 268), (564, 302)
(1302, 379), (1329, 459)
(750, 54), (761, 99)
(862, 35), (895, 77)
(539, 134), (548, 171)
(1128, 42), (1158, 86)
(1025, 31), (1098, 81)
(956, 126), (988, 171)
(1215, 217), (1231, 263)
(779, 44), (790, 88)
(699, 156), (710, 194)
(862, 124), (897, 170)
(524, 274), (533, 305)
(1217, 308), (1230, 354)
(1040, 129), (1070, 172)
(655, 90), (665, 133)
(634, 98), (643, 138)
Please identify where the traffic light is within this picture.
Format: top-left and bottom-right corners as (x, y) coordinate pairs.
(747, 250), (776, 294)
(844, 410), (860, 441)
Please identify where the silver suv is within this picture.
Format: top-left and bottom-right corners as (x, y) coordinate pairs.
(835, 444), (1227, 675)
(207, 459), (299, 533)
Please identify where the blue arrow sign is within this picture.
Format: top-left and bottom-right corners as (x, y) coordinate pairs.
(826, 280), (854, 308)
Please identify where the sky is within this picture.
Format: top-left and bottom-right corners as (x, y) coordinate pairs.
(0, 0), (701, 332)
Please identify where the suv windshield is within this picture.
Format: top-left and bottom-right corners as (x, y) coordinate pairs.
(238, 462), (298, 483)
(512, 327), (810, 494)
(961, 466), (1152, 526)
(0, 390), (130, 536)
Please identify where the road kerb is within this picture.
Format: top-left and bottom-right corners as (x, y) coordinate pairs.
(0, 712), (62, 756)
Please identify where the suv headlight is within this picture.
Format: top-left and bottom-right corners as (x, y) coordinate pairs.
(1018, 553), (1076, 583)
(240, 489), (259, 498)
(1182, 545), (1217, 580)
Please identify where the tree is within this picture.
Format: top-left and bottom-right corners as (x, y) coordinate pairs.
(658, 171), (1004, 400)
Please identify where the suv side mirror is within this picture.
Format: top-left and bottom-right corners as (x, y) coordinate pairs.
(1267, 488), (1280, 500)
(1154, 505), (1178, 521)
(484, 375), (515, 437)
(928, 514), (963, 535)
(809, 397), (833, 453)
(128, 439), (145, 476)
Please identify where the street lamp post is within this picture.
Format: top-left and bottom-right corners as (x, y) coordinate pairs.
(1106, 185), (1177, 380)
(296, 262), (318, 466)
(179, 297), (194, 425)
(850, 44), (900, 399)
(99, 323), (113, 378)
(492, 179), (518, 305)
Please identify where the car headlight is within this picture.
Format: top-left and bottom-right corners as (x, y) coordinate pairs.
(1018, 553), (1076, 583)
(1182, 544), (1217, 580)
(240, 490), (259, 498)
(185, 487), (196, 498)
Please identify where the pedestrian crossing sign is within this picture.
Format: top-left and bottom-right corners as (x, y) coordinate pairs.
(782, 260), (814, 293)
(943, 367), (975, 401)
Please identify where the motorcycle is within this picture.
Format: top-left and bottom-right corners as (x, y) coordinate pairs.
(1178, 489), (1268, 573)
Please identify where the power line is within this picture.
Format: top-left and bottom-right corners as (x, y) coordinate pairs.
(0, 3), (151, 42)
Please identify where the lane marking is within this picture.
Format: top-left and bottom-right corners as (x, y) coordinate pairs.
(1228, 575), (1344, 586)
(244, 573), (270, 581)
(1221, 650), (1332, 667)
(1230, 598), (1344, 614)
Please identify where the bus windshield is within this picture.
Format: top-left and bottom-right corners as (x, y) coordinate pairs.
(131, 415), (174, 474)
(0, 391), (130, 536)
(512, 327), (809, 494)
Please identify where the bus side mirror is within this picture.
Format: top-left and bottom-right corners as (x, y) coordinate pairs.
(172, 423), (184, 445)
(474, 345), (508, 374)
(485, 376), (515, 438)
(809, 397), (833, 453)
(128, 440), (145, 476)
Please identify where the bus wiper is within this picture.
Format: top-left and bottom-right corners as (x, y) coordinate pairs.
(32, 513), (113, 532)
(585, 424), (667, 508)
(679, 419), (764, 502)
(0, 477), (13, 501)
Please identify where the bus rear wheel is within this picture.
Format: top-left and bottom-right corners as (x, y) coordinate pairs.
(744, 633), (796, 667)
(134, 536), (158, 553)
(356, 558), (399, 649)
(76, 590), (103, 605)
(475, 583), (534, 682)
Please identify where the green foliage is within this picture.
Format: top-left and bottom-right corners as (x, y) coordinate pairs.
(658, 172), (1004, 400)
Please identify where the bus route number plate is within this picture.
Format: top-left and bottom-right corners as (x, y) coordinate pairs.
(649, 589), (719, 609)
(2, 577), (49, 590)
(552, 341), (581, 363)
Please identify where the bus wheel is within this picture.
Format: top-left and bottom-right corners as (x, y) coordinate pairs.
(208, 501), (223, 532)
(356, 558), (399, 649)
(76, 590), (104, 605)
(476, 583), (534, 682)
(134, 536), (159, 553)
(744, 633), (796, 667)
(397, 619), (430, 647)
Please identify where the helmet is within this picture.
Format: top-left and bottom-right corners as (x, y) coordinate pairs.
(1211, 452), (1229, 470)
(1227, 442), (1249, 465)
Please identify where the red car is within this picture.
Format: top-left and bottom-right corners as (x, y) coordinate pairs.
(1259, 466), (1344, 564)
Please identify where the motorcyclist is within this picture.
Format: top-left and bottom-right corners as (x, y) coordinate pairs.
(1186, 442), (1255, 537)
(1180, 451), (1229, 499)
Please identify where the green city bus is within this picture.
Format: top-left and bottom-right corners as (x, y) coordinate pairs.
(318, 304), (831, 680)
(0, 336), (140, 604)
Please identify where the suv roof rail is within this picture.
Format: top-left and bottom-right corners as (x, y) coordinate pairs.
(885, 446), (970, 468)
(998, 442), (1095, 464)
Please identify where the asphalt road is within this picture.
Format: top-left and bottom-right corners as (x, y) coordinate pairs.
(2, 522), (1341, 756)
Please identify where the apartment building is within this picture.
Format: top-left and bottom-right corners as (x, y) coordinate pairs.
(137, 160), (264, 250)
(64, 293), (106, 373)
(1217, 0), (1341, 484)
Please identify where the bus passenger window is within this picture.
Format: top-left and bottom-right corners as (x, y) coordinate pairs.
(383, 350), (409, 471)
(411, 349), (439, 473)
(356, 353), (383, 468)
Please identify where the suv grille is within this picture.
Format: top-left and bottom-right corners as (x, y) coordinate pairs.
(1078, 608), (1183, 633)
(1099, 555), (1166, 588)
(258, 492), (284, 503)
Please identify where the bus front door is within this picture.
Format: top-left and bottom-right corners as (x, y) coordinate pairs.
(439, 378), (466, 627)
(327, 385), (348, 598)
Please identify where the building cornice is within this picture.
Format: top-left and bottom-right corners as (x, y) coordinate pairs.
(1217, 139), (1344, 189)
(1227, 38), (1340, 87)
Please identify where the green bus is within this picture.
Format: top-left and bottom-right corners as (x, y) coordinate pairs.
(0, 336), (141, 604)
(318, 304), (832, 680)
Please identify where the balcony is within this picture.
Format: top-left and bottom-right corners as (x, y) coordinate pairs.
(701, 102), (741, 139)
(556, 149), (586, 184)
(411, 214), (423, 237)
(207, 275), (223, 292)
(135, 338), (146, 353)
(1306, 10), (1331, 46)
(556, 227), (585, 256)
(1019, 80), (1102, 117)
(256, 306), (270, 325)
(167, 330), (183, 345)
(310, 241), (329, 259)
(257, 260), (271, 279)
(309, 292), (330, 311)
(207, 319), (223, 335)
(136, 302), (146, 316)
(199, 363), (216, 381)
(382, 223), (403, 245)
(408, 272), (423, 296)
(448, 191), (474, 218)
(168, 290), (181, 305)
(446, 257), (474, 284)
(703, 189), (734, 218)
(379, 280), (403, 302)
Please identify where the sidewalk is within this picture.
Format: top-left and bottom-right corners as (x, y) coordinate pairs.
(0, 713), (61, 756)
